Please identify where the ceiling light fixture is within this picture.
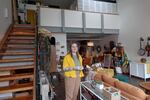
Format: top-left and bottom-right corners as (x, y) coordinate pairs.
(87, 41), (94, 47)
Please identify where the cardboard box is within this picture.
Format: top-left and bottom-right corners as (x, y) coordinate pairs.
(103, 87), (121, 100)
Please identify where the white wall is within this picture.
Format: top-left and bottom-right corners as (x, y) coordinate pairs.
(52, 33), (67, 57)
(0, 0), (12, 41)
(118, 0), (150, 61)
(40, 8), (62, 27)
(52, 33), (67, 71)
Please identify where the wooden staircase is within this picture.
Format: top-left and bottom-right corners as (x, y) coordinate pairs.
(0, 24), (36, 100)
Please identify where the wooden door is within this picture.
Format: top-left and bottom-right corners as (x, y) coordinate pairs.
(27, 10), (36, 25)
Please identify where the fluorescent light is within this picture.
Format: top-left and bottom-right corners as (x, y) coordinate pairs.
(87, 41), (94, 47)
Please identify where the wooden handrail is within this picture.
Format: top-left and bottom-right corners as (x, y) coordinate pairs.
(33, 23), (38, 100)
(33, 49), (36, 100)
(0, 24), (13, 50)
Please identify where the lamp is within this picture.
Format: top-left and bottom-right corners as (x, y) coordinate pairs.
(87, 41), (94, 47)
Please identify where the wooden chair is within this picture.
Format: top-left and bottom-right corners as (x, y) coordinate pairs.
(139, 82), (150, 94)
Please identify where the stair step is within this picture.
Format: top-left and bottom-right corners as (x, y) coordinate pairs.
(5, 95), (33, 100)
(0, 64), (34, 71)
(6, 95), (33, 100)
(0, 52), (33, 56)
(0, 82), (33, 94)
(8, 40), (35, 44)
(13, 28), (35, 32)
(7, 45), (34, 47)
(12, 29), (34, 32)
(10, 32), (35, 36)
(0, 73), (33, 82)
(8, 37), (35, 40)
(0, 58), (34, 63)
(4, 50), (34, 53)
(14, 24), (35, 28)
(6, 45), (34, 49)
(2, 55), (33, 59)
(3, 46), (35, 50)
(7, 43), (34, 45)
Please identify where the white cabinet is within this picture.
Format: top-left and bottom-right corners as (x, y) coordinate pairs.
(40, 8), (62, 27)
(130, 62), (150, 81)
(130, 62), (138, 76)
(64, 10), (83, 28)
(85, 12), (101, 29)
(138, 63), (145, 78)
(103, 14), (120, 29)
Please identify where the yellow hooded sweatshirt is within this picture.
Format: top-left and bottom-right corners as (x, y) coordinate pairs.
(63, 53), (84, 78)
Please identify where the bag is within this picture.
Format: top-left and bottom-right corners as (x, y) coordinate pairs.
(115, 67), (122, 74)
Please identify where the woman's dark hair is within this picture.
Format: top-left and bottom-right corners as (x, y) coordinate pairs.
(68, 42), (80, 59)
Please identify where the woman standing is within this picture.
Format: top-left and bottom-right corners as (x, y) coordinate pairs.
(63, 42), (84, 100)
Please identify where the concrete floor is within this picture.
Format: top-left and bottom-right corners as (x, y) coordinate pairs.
(53, 74), (150, 100)
(128, 76), (147, 87)
(53, 75), (65, 100)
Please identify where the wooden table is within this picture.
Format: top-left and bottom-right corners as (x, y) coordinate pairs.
(139, 82), (150, 94)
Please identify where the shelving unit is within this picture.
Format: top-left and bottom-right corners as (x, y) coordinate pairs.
(130, 62), (150, 81)
(80, 81), (128, 100)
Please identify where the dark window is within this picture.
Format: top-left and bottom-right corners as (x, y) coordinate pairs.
(27, 0), (36, 4)
(94, 0), (116, 3)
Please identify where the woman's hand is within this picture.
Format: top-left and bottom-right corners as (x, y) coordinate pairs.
(74, 66), (84, 71)
(63, 66), (83, 71)
(63, 67), (75, 71)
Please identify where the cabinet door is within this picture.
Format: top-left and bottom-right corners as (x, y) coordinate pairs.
(103, 14), (120, 29)
(137, 63), (145, 78)
(130, 62), (138, 76)
(85, 12), (101, 29)
(64, 10), (83, 28)
(40, 8), (62, 27)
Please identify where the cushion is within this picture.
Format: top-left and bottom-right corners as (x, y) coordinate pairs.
(97, 68), (114, 77)
(102, 75), (118, 87)
(94, 73), (103, 81)
(121, 91), (141, 100)
(115, 81), (147, 100)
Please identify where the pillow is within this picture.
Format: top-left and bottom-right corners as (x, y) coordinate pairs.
(121, 91), (141, 100)
(94, 73), (103, 81)
(102, 75), (118, 87)
(115, 81), (147, 100)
